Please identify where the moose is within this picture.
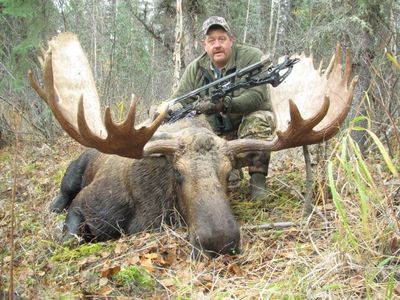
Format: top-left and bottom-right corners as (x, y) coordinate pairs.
(29, 33), (357, 257)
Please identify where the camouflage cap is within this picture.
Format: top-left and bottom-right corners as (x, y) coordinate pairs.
(202, 16), (231, 35)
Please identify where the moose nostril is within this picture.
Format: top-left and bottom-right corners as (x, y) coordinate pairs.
(190, 225), (240, 258)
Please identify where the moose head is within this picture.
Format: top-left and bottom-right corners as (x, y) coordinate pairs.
(29, 33), (357, 257)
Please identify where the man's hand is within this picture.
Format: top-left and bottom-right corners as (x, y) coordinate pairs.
(195, 100), (223, 114)
(167, 102), (183, 116)
(149, 102), (183, 121)
(195, 96), (232, 115)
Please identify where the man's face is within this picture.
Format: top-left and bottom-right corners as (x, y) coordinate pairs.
(203, 28), (234, 69)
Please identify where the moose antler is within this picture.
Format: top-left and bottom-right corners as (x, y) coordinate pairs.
(228, 43), (358, 154)
(28, 32), (178, 158)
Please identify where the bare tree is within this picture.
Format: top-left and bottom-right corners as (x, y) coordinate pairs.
(173, 0), (183, 91)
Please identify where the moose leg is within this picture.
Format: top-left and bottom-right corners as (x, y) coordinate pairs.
(62, 207), (86, 243)
(50, 149), (98, 213)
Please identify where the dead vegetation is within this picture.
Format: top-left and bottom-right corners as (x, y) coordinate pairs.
(1, 133), (399, 299)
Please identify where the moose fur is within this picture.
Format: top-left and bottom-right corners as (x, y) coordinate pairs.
(52, 118), (241, 257)
(30, 33), (357, 258)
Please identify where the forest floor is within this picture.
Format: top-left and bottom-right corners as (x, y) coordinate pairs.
(1, 135), (399, 299)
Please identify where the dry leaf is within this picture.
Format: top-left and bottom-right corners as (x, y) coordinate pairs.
(100, 265), (121, 278)
(97, 285), (113, 295)
(160, 278), (175, 287)
(394, 282), (400, 295)
(114, 242), (128, 255)
(99, 277), (109, 287)
(144, 252), (159, 260)
(126, 254), (140, 265)
(159, 250), (176, 266)
(140, 257), (155, 272)
(228, 263), (244, 276)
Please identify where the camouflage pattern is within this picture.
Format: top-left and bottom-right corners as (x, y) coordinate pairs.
(238, 110), (275, 140)
(202, 16), (232, 35)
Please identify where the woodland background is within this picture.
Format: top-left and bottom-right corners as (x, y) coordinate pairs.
(1, 0), (400, 299)
(0, 0), (399, 151)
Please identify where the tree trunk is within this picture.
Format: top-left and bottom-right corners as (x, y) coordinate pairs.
(181, 0), (202, 69)
(243, 0), (251, 43)
(172, 0), (183, 92)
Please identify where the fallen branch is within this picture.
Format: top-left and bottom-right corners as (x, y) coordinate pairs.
(243, 221), (333, 231)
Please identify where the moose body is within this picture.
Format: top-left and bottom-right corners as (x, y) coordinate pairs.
(52, 119), (241, 256)
(29, 33), (356, 256)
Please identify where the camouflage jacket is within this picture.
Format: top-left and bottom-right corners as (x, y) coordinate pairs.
(172, 43), (271, 114)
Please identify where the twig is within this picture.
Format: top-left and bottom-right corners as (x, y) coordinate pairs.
(243, 221), (333, 231)
(0, 95), (47, 135)
(0, 61), (16, 80)
(273, 164), (329, 223)
(8, 108), (19, 300)
(243, 221), (301, 230)
(303, 145), (313, 216)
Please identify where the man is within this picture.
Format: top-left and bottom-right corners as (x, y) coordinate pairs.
(169, 16), (275, 199)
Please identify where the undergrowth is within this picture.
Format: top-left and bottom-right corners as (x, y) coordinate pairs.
(1, 122), (399, 299)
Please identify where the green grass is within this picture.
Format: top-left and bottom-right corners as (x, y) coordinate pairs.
(51, 243), (105, 262)
(114, 265), (155, 290)
(22, 162), (39, 174)
(0, 151), (12, 163)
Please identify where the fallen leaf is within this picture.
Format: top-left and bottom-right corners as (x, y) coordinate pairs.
(144, 252), (159, 260)
(100, 265), (121, 278)
(127, 254), (140, 265)
(99, 277), (109, 287)
(160, 278), (175, 287)
(114, 242), (128, 255)
(159, 250), (176, 266)
(394, 282), (400, 295)
(228, 263), (244, 276)
(140, 257), (155, 272)
(97, 285), (113, 295)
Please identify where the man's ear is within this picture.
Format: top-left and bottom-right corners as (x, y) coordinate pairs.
(202, 39), (206, 48)
(230, 35), (236, 43)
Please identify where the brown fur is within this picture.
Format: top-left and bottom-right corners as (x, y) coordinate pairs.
(54, 118), (240, 256)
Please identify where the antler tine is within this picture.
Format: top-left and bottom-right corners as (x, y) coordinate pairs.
(122, 95), (138, 130)
(229, 42), (357, 156)
(28, 71), (47, 103)
(29, 32), (176, 159)
(335, 42), (342, 69)
(228, 97), (330, 154)
(28, 53), (89, 147)
(76, 94), (169, 158)
(345, 47), (352, 83)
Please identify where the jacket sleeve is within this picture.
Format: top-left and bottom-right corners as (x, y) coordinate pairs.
(229, 48), (271, 114)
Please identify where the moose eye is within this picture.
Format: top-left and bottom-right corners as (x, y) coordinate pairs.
(174, 169), (184, 184)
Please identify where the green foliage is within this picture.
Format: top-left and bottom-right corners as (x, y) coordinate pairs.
(114, 265), (155, 290)
(0, 151), (12, 163)
(0, 0), (34, 17)
(22, 162), (39, 174)
(0, 0), (59, 89)
(51, 243), (105, 263)
(328, 117), (399, 260)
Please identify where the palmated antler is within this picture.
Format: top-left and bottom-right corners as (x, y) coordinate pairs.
(228, 42), (358, 154)
(29, 32), (178, 158)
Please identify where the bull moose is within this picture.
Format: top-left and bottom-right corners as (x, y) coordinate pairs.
(29, 33), (357, 257)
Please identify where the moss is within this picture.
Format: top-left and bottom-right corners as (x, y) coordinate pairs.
(22, 162), (39, 174)
(114, 265), (155, 290)
(51, 243), (105, 262)
(0, 151), (12, 163)
(52, 166), (67, 186)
